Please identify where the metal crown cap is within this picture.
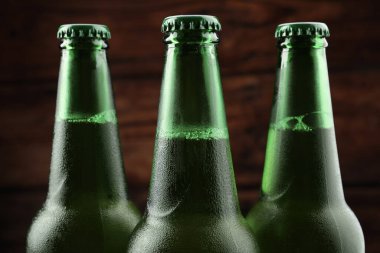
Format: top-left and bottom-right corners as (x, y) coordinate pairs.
(275, 22), (330, 38)
(161, 15), (221, 33)
(57, 24), (111, 40)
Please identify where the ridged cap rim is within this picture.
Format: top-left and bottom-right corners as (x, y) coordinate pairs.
(57, 24), (111, 39)
(162, 15), (221, 33)
(275, 22), (330, 38)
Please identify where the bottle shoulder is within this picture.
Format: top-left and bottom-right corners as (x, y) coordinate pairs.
(128, 215), (258, 253)
(246, 201), (364, 253)
(27, 202), (140, 253)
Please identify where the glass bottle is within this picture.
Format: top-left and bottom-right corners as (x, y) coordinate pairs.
(27, 24), (140, 253)
(127, 15), (258, 253)
(246, 22), (365, 253)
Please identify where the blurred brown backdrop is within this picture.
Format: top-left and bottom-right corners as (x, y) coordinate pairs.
(0, 0), (379, 252)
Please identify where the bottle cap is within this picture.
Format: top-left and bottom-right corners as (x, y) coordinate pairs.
(57, 24), (111, 40)
(275, 22), (330, 38)
(162, 15), (221, 33)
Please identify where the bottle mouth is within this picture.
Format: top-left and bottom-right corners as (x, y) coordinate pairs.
(57, 24), (111, 40)
(162, 15), (221, 33)
(275, 22), (330, 39)
(275, 22), (329, 49)
(57, 24), (110, 49)
(162, 15), (221, 45)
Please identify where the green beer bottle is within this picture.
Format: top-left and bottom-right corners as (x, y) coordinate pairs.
(27, 24), (140, 253)
(127, 15), (258, 253)
(246, 22), (365, 253)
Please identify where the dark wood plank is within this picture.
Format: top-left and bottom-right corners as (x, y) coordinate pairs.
(0, 0), (379, 252)
(1, 70), (378, 188)
(0, 0), (379, 81)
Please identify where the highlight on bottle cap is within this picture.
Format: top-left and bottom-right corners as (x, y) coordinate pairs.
(161, 15), (221, 33)
(275, 22), (330, 38)
(57, 24), (111, 40)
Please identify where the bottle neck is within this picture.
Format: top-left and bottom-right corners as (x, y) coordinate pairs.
(271, 38), (333, 130)
(147, 35), (241, 219)
(157, 33), (228, 139)
(56, 39), (116, 123)
(47, 39), (127, 207)
(261, 38), (345, 206)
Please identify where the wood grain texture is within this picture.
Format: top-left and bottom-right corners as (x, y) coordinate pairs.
(0, 0), (379, 252)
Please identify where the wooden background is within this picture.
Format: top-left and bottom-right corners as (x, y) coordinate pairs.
(0, 0), (379, 252)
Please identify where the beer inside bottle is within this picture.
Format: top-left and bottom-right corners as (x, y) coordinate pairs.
(27, 24), (140, 253)
(246, 22), (365, 252)
(127, 15), (258, 253)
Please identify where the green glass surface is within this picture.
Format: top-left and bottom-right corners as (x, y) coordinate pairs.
(246, 22), (364, 253)
(127, 15), (258, 253)
(27, 24), (140, 253)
